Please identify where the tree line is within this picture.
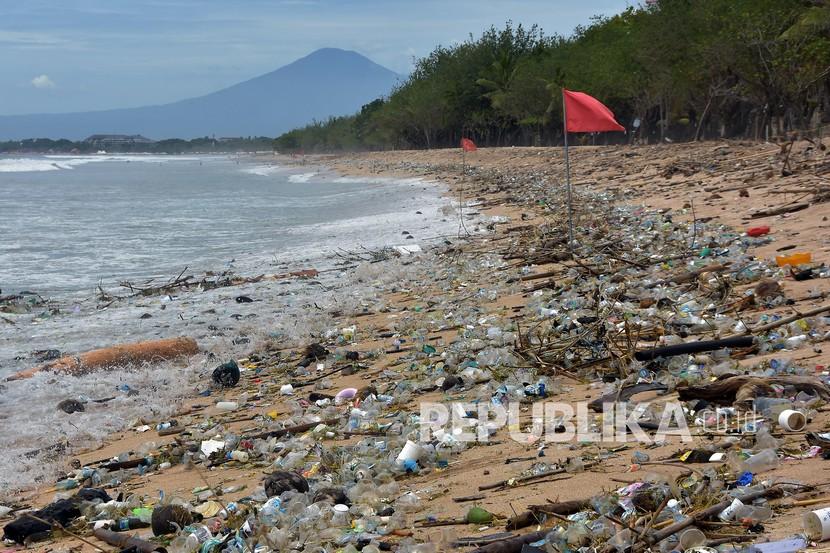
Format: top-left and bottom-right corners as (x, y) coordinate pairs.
(275, 0), (830, 152)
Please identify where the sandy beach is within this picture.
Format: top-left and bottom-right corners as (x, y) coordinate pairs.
(4, 140), (830, 552)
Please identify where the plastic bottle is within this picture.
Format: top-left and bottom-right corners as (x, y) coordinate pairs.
(785, 335), (808, 349)
(394, 492), (421, 513)
(753, 427), (781, 451)
(776, 252), (812, 267)
(734, 504), (773, 524)
(183, 524), (212, 544)
(742, 449), (779, 473)
(113, 517), (150, 531)
(167, 533), (199, 553)
(718, 498), (744, 521)
(754, 397), (792, 417)
(748, 537), (808, 553)
(227, 450), (249, 463)
(55, 479), (79, 490)
(259, 497), (282, 524)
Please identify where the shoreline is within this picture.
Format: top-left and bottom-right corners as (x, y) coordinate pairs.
(4, 140), (830, 552)
(0, 161), (470, 494)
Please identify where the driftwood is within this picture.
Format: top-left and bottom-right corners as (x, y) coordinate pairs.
(453, 532), (517, 547)
(469, 530), (548, 553)
(730, 303), (830, 336)
(453, 494), (486, 503)
(647, 263), (729, 288)
(8, 337), (200, 381)
(242, 417), (340, 441)
(519, 269), (559, 282)
(749, 201), (810, 218)
(506, 499), (591, 530)
(479, 463), (592, 491)
(93, 528), (167, 553)
(677, 375), (830, 407)
(637, 486), (783, 551)
(110, 267), (319, 301)
(589, 382), (668, 412)
(634, 336), (755, 361)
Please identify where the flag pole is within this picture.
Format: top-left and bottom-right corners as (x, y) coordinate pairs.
(562, 89), (575, 248)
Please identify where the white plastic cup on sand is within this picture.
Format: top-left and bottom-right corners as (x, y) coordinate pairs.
(778, 409), (806, 431)
(679, 528), (706, 549)
(718, 498), (744, 521)
(395, 440), (423, 466)
(216, 401), (238, 411)
(804, 507), (830, 540)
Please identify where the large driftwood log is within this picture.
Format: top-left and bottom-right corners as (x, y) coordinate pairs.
(634, 336), (755, 361)
(8, 337), (199, 381)
(677, 375), (830, 407)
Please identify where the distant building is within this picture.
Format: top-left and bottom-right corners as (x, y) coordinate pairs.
(83, 134), (155, 147)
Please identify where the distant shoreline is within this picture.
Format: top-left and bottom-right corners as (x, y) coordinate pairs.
(0, 136), (277, 156)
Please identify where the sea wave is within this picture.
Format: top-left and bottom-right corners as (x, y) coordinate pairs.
(288, 172), (317, 183)
(0, 155), (199, 173)
(241, 164), (282, 177)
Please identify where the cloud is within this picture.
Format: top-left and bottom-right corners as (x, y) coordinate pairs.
(0, 30), (81, 50)
(31, 74), (56, 89)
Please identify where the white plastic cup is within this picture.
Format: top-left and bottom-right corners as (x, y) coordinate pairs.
(395, 440), (423, 465)
(679, 528), (706, 549)
(804, 507), (830, 541)
(216, 401), (238, 411)
(718, 498), (744, 521)
(778, 409), (806, 431)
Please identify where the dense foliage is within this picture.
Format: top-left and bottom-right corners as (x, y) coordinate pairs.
(0, 136), (276, 154)
(275, 0), (830, 152)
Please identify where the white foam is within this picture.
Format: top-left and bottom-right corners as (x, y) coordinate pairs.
(0, 158), (62, 172)
(0, 155), (199, 173)
(241, 164), (282, 177)
(332, 175), (426, 186)
(288, 172), (317, 183)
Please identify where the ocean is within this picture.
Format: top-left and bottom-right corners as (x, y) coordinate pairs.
(0, 153), (460, 492)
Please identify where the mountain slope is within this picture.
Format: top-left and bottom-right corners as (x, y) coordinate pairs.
(0, 48), (401, 140)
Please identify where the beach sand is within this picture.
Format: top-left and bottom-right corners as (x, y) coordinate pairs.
(4, 140), (830, 552)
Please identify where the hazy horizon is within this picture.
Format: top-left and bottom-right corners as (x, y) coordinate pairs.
(2, 1), (632, 117)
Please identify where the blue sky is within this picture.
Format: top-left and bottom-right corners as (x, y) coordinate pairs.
(1, 0), (632, 116)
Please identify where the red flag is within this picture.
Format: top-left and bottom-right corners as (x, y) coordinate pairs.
(460, 137), (477, 152)
(563, 89), (625, 133)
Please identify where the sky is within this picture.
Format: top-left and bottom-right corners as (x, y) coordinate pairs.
(1, 0), (632, 116)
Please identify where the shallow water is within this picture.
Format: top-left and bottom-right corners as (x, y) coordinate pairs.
(0, 155), (449, 297)
(0, 154), (460, 492)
